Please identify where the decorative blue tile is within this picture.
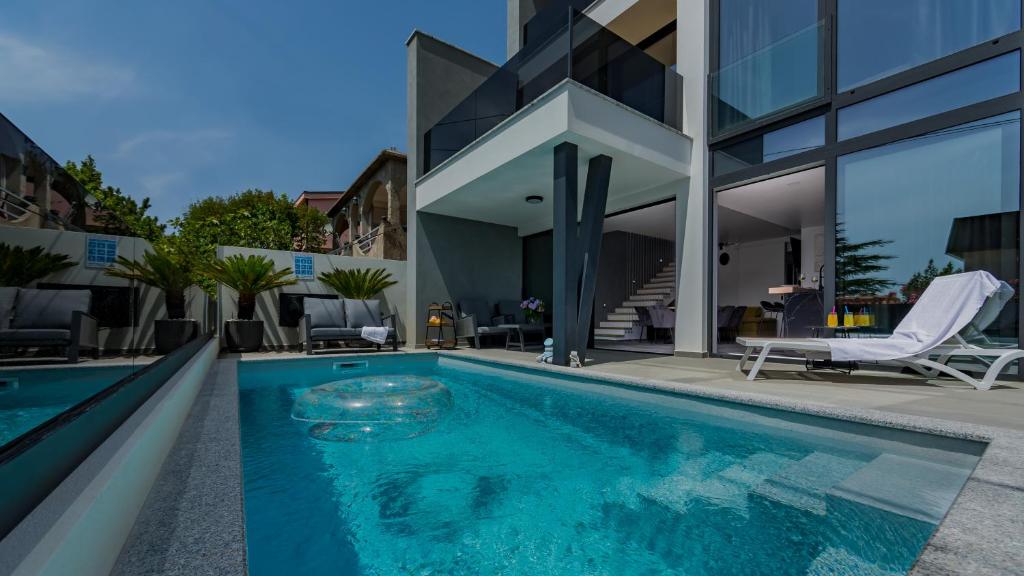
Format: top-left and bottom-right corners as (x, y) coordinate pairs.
(86, 236), (118, 267)
(293, 254), (314, 280)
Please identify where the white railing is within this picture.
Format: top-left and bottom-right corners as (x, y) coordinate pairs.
(0, 186), (31, 221)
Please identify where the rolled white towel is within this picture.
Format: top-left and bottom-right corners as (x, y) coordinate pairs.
(361, 326), (390, 344)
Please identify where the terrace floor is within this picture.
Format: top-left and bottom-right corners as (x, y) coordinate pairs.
(446, 347), (1024, 432)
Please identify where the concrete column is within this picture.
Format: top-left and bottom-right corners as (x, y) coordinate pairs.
(576, 155), (612, 359)
(386, 181), (401, 223)
(360, 192), (373, 234)
(674, 0), (710, 356)
(552, 142), (578, 366)
(347, 200), (360, 239)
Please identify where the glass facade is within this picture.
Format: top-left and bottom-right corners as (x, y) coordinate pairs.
(714, 115), (825, 176)
(712, 0), (1023, 355)
(837, 112), (1021, 343)
(712, 0), (822, 136)
(839, 52), (1021, 141)
(838, 0), (1022, 91)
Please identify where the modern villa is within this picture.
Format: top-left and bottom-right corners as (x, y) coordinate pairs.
(408, 0), (1022, 365)
(0, 1), (1023, 575)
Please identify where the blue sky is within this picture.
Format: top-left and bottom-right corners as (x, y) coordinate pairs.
(0, 0), (506, 224)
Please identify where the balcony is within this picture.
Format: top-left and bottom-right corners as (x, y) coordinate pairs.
(417, 7), (690, 235)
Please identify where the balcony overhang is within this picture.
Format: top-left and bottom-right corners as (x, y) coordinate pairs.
(415, 80), (692, 236)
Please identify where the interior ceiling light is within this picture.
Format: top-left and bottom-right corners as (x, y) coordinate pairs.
(525, 195), (544, 204)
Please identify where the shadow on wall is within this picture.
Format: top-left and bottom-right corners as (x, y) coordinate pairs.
(217, 246), (408, 349)
(416, 213), (523, 344)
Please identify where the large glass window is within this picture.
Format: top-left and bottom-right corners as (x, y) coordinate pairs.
(838, 52), (1021, 141)
(837, 112), (1020, 345)
(839, 0), (1022, 91)
(713, 0), (822, 136)
(714, 115), (825, 176)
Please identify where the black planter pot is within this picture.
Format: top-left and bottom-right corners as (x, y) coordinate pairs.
(225, 319), (264, 352)
(154, 319), (198, 354)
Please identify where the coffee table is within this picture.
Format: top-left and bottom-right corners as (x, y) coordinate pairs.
(498, 323), (547, 352)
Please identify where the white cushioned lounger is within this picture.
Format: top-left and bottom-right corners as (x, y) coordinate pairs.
(735, 272), (1024, 390)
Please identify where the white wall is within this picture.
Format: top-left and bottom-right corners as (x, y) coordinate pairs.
(674, 0), (710, 356)
(717, 237), (788, 307)
(0, 227), (206, 352)
(216, 246), (407, 349)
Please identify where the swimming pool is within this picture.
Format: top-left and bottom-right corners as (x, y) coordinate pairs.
(238, 354), (984, 575)
(0, 364), (133, 448)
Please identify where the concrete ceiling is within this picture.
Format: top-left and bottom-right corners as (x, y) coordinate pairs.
(421, 137), (685, 236)
(716, 167), (825, 243)
(416, 82), (691, 237)
(604, 201), (675, 241)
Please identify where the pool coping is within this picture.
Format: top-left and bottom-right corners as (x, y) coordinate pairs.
(219, 350), (1023, 575)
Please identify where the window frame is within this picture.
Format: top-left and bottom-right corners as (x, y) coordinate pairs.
(709, 0), (831, 143)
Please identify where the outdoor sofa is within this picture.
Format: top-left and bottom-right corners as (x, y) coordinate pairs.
(736, 271), (1024, 390)
(299, 297), (398, 354)
(0, 287), (98, 363)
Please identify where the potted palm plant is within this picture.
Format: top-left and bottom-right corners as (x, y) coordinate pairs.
(206, 254), (297, 352)
(317, 267), (398, 299)
(106, 248), (196, 354)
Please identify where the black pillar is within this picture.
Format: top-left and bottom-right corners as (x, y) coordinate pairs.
(553, 142), (578, 366)
(576, 155), (612, 358)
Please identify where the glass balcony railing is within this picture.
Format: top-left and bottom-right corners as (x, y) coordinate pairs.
(423, 7), (684, 173)
(711, 19), (826, 138)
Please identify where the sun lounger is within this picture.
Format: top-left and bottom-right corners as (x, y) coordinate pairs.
(736, 271), (1024, 390)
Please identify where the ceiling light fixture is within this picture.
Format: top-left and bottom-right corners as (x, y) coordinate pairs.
(525, 195), (544, 204)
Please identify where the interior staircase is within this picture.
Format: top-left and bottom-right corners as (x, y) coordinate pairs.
(594, 261), (675, 341)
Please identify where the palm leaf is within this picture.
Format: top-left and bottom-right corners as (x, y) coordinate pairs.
(106, 248), (193, 292)
(106, 248), (194, 318)
(204, 254), (297, 320)
(317, 267), (398, 299)
(0, 243), (75, 287)
(204, 254), (297, 299)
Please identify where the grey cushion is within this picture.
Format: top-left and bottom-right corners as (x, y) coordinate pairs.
(304, 298), (345, 329)
(12, 289), (91, 330)
(0, 328), (72, 344)
(476, 325), (509, 335)
(311, 327), (394, 340)
(344, 299), (382, 329)
(497, 299), (526, 324)
(310, 327), (362, 339)
(0, 287), (18, 330)
(458, 299), (494, 326)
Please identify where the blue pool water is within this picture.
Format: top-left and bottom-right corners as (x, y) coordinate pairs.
(0, 364), (133, 447)
(238, 355), (983, 576)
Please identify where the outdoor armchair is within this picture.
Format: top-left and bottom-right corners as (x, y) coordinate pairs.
(455, 299), (509, 349)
